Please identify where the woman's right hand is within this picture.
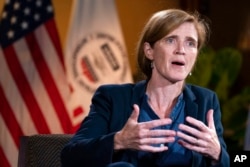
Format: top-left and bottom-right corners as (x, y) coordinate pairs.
(114, 104), (176, 152)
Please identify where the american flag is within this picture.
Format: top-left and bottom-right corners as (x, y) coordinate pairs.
(0, 0), (80, 166)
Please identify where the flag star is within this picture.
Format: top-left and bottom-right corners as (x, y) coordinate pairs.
(10, 16), (17, 24)
(7, 30), (14, 39)
(2, 11), (7, 19)
(5, 0), (10, 5)
(21, 21), (28, 29)
(47, 5), (53, 13)
(24, 7), (30, 15)
(36, 0), (42, 7)
(34, 13), (40, 21)
(13, 2), (20, 10)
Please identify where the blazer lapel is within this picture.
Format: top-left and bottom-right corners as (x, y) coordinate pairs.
(183, 85), (198, 119)
(130, 80), (147, 107)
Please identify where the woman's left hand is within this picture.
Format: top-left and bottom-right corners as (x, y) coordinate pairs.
(176, 109), (221, 162)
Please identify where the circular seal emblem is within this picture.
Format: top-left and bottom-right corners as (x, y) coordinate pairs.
(72, 33), (128, 93)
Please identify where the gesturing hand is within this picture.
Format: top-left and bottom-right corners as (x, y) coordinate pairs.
(177, 109), (221, 161)
(114, 104), (176, 152)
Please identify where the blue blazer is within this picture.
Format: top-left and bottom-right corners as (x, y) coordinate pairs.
(61, 80), (229, 167)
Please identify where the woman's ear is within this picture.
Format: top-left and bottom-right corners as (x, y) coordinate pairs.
(143, 42), (153, 60)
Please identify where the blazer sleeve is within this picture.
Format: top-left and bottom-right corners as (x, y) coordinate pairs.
(61, 85), (122, 167)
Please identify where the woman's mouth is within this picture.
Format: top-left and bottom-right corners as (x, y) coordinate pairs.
(171, 61), (185, 66)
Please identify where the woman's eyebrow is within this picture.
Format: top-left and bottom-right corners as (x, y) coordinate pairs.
(186, 36), (198, 43)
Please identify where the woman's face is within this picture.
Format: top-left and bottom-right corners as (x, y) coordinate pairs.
(145, 22), (198, 83)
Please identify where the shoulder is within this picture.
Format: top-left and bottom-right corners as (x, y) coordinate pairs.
(184, 84), (221, 118)
(96, 82), (135, 94)
(92, 81), (146, 103)
(184, 83), (217, 100)
(96, 80), (146, 94)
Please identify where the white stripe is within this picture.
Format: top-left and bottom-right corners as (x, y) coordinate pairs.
(35, 25), (70, 110)
(0, 48), (37, 135)
(0, 116), (18, 167)
(13, 39), (63, 133)
(36, 24), (85, 123)
(35, 25), (74, 131)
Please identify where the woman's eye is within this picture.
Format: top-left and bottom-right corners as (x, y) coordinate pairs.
(187, 40), (197, 47)
(165, 37), (175, 44)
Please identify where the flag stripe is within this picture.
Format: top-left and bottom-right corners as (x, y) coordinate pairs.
(0, 1), (78, 166)
(0, 115), (19, 167)
(3, 45), (51, 134)
(0, 146), (10, 167)
(0, 48), (38, 135)
(44, 19), (65, 71)
(25, 31), (72, 133)
(34, 24), (73, 132)
(0, 85), (23, 148)
(35, 23), (69, 106)
(13, 37), (63, 133)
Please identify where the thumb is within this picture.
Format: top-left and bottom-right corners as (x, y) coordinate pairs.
(207, 109), (215, 129)
(129, 104), (140, 122)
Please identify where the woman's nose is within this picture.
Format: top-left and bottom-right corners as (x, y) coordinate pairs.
(174, 42), (185, 55)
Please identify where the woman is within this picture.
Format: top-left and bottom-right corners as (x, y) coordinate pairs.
(61, 9), (229, 167)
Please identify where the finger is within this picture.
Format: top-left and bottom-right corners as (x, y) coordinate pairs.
(178, 124), (202, 139)
(178, 139), (205, 153)
(140, 136), (176, 145)
(147, 129), (176, 137)
(140, 118), (172, 129)
(207, 109), (215, 130)
(177, 131), (206, 147)
(139, 144), (169, 153)
(129, 104), (140, 121)
(185, 116), (207, 132)
(177, 131), (197, 145)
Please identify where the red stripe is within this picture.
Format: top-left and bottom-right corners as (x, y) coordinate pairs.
(72, 123), (81, 133)
(25, 33), (73, 133)
(0, 85), (24, 148)
(45, 19), (74, 96)
(44, 19), (65, 71)
(3, 45), (51, 134)
(0, 145), (11, 167)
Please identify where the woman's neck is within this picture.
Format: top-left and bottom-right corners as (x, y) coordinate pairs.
(146, 79), (184, 118)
